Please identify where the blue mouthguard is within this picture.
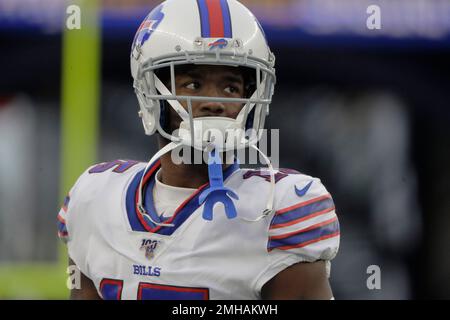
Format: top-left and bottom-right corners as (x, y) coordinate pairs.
(198, 148), (239, 221)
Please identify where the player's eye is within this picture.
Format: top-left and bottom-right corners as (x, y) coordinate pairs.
(224, 85), (241, 95)
(185, 81), (200, 90)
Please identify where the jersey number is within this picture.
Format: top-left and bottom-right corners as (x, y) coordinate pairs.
(89, 160), (139, 174)
(100, 278), (209, 300)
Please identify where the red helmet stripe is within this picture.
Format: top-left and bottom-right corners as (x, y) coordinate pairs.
(206, 0), (225, 38)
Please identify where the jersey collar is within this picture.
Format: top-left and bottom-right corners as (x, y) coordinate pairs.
(126, 160), (240, 235)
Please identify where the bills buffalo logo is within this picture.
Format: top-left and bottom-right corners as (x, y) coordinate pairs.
(208, 38), (228, 50)
(131, 4), (165, 51)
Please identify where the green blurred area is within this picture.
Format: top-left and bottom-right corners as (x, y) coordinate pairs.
(0, 261), (69, 300)
(0, 0), (100, 300)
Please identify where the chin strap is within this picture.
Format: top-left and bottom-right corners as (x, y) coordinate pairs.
(137, 141), (180, 227)
(198, 148), (239, 221)
(239, 144), (276, 222)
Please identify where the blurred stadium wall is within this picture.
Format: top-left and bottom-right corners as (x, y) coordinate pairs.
(1, 0), (450, 299)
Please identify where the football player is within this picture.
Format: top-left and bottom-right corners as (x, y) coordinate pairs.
(58, 0), (340, 300)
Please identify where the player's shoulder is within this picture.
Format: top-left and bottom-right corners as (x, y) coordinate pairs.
(75, 159), (145, 189)
(264, 167), (339, 262)
(237, 166), (314, 182)
(84, 159), (145, 178)
(273, 168), (332, 210)
(65, 159), (146, 210)
(250, 167), (339, 292)
(235, 166), (331, 200)
(57, 159), (145, 239)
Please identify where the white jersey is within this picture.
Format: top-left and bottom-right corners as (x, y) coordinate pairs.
(57, 159), (340, 300)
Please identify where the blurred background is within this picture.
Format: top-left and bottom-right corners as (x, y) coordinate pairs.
(0, 0), (449, 299)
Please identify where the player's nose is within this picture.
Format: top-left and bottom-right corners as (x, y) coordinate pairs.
(197, 84), (226, 116)
(198, 101), (226, 117)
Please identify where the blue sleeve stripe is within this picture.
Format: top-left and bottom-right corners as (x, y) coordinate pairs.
(270, 196), (334, 227)
(268, 218), (339, 251)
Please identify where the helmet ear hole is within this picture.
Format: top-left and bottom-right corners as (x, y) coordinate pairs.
(155, 68), (171, 90)
(159, 100), (171, 133)
(245, 108), (256, 131)
(240, 67), (257, 98)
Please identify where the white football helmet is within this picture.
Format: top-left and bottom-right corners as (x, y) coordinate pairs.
(130, 0), (276, 152)
(131, 0), (278, 225)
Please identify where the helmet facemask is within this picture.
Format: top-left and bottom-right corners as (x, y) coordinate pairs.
(133, 50), (276, 154)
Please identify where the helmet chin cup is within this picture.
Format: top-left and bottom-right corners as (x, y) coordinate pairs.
(177, 117), (248, 152)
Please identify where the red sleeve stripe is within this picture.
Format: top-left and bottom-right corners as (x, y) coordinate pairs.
(57, 214), (66, 224)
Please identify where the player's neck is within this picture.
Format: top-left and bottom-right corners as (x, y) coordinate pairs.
(159, 157), (205, 188)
